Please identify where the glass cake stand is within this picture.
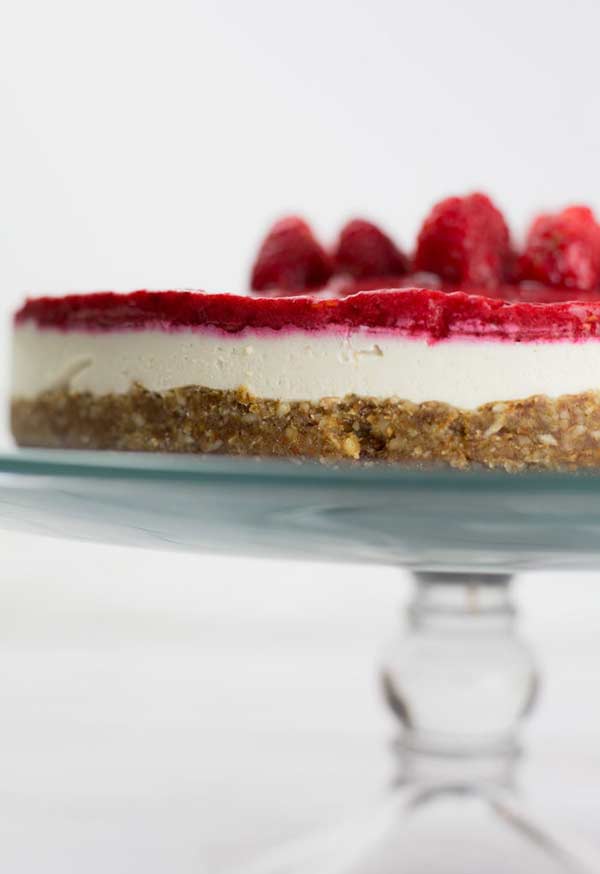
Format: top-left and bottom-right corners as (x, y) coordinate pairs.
(1, 449), (600, 873)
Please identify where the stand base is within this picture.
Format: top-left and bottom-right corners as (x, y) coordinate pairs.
(234, 573), (600, 874)
(239, 783), (600, 874)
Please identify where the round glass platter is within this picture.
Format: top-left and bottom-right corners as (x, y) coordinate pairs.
(0, 448), (599, 572)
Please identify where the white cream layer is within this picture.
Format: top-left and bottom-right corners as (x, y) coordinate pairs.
(12, 323), (600, 410)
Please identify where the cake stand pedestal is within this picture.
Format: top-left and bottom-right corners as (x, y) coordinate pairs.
(0, 451), (600, 871)
(243, 573), (600, 874)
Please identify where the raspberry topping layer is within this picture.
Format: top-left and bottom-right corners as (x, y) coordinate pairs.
(15, 285), (600, 343)
(16, 192), (600, 344)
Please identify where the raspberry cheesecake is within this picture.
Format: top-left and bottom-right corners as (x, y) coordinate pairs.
(12, 194), (600, 471)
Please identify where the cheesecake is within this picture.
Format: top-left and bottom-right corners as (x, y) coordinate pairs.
(12, 193), (600, 471)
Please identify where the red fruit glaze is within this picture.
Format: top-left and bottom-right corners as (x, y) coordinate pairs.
(250, 216), (333, 293)
(414, 193), (511, 287)
(334, 219), (408, 278)
(15, 286), (600, 343)
(518, 206), (600, 291)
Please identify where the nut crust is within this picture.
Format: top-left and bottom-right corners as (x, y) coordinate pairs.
(11, 385), (600, 471)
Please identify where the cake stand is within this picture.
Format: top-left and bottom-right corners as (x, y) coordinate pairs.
(1, 449), (599, 873)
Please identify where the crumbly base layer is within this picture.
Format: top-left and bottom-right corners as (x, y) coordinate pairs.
(11, 385), (600, 471)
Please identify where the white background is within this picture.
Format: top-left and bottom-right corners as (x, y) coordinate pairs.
(2, 1), (600, 871)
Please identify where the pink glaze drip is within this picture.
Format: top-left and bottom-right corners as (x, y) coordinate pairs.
(14, 284), (600, 343)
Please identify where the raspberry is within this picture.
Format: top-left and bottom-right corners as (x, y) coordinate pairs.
(250, 216), (333, 293)
(518, 206), (600, 291)
(334, 219), (408, 278)
(414, 193), (511, 287)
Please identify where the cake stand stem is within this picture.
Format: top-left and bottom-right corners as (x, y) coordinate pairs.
(383, 572), (536, 757)
(240, 572), (600, 874)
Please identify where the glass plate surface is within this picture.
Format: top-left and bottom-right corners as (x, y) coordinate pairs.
(0, 449), (599, 571)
